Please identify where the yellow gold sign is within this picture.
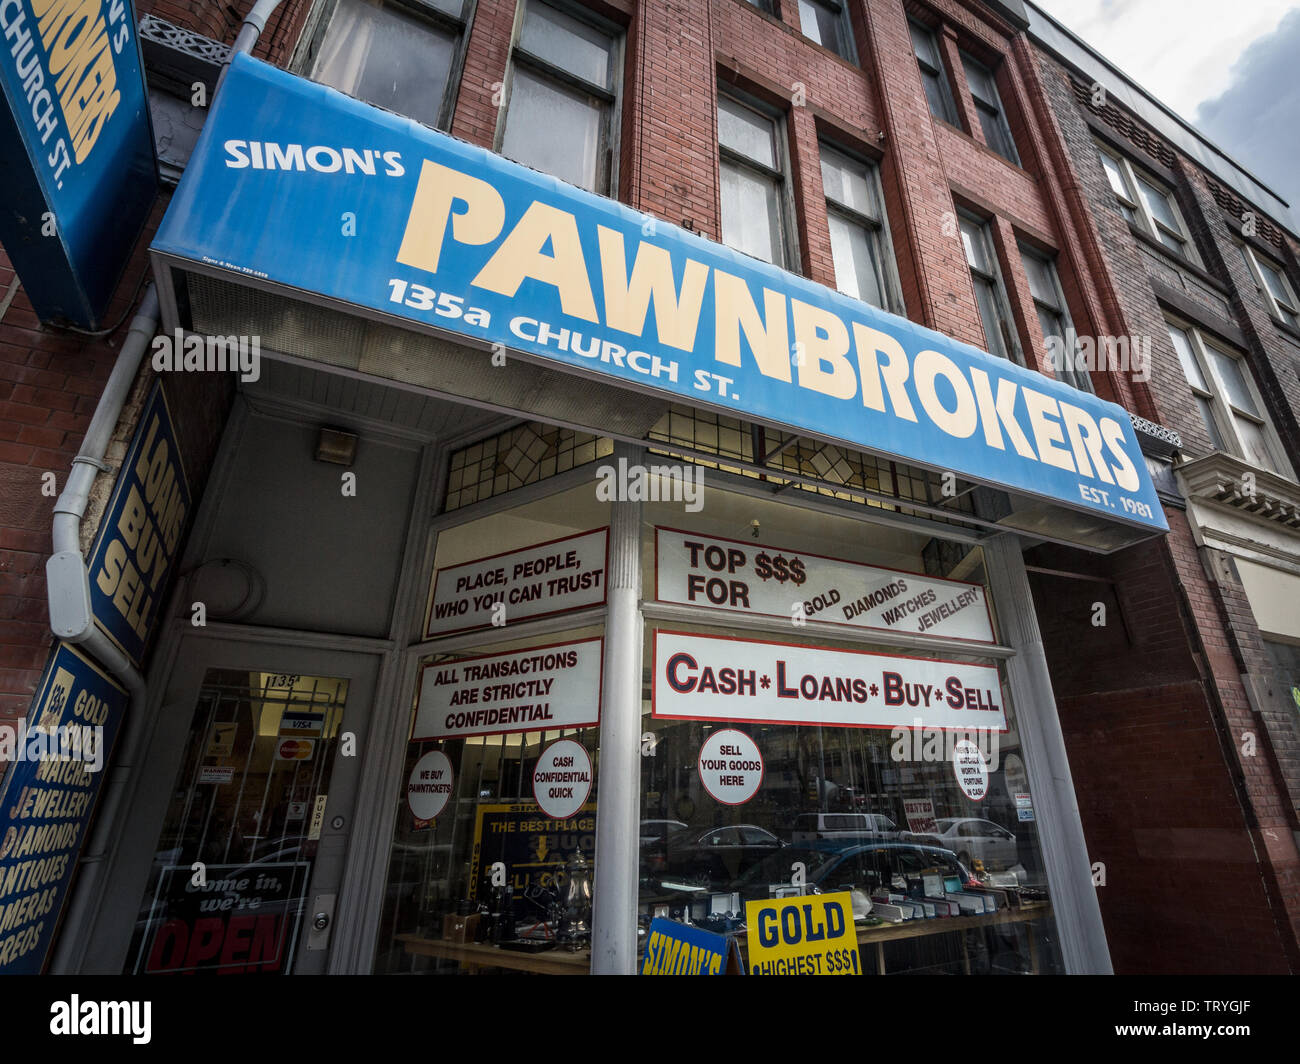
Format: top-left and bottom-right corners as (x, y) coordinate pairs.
(744, 891), (860, 976)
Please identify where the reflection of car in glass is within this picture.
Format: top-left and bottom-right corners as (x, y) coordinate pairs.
(736, 841), (978, 903)
(906, 818), (1016, 870)
(639, 820), (687, 847)
(790, 812), (900, 844)
(657, 824), (785, 885)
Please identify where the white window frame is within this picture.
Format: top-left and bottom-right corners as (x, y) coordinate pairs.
(302, 0), (474, 132)
(820, 142), (902, 314)
(717, 88), (799, 270)
(1239, 243), (1300, 331)
(1096, 142), (1197, 264)
(960, 51), (1020, 166)
(1167, 316), (1292, 478)
(1020, 244), (1090, 393)
(908, 18), (958, 126)
(960, 212), (1023, 365)
(797, 0), (857, 64)
(496, 0), (623, 197)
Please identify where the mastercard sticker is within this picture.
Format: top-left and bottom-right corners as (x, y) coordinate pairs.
(275, 738), (316, 761)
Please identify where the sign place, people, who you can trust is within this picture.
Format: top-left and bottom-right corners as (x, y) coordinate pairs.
(655, 527), (995, 643)
(413, 637), (603, 741)
(653, 631), (1007, 733)
(154, 55), (1167, 539)
(426, 528), (608, 637)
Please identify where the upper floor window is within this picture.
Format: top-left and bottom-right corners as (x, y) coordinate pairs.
(718, 93), (793, 269)
(960, 214), (1020, 363)
(798, 0), (855, 62)
(743, 0), (773, 11)
(820, 144), (896, 312)
(1096, 144), (1195, 261)
(1239, 245), (1300, 330)
(1021, 246), (1090, 393)
(908, 20), (957, 125)
(312, 0), (469, 129)
(1167, 320), (1290, 476)
(960, 52), (1019, 165)
(498, 0), (620, 194)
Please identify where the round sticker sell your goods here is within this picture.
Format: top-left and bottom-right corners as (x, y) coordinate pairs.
(697, 729), (763, 805)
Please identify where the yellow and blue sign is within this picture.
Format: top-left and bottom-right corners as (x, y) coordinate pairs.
(641, 917), (735, 975)
(0, 641), (127, 973)
(85, 380), (190, 669)
(154, 54), (1166, 536)
(745, 892), (861, 976)
(0, 0), (157, 327)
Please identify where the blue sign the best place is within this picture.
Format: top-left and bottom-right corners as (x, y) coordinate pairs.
(153, 54), (1167, 536)
(0, 0), (157, 327)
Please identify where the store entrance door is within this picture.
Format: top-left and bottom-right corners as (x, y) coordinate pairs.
(125, 635), (380, 974)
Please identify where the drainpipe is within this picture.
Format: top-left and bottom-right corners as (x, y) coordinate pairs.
(48, 1), (286, 973)
(217, 0), (286, 92)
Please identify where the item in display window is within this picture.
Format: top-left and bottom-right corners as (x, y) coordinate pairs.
(925, 896), (961, 916)
(558, 850), (593, 947)
(944, 890), (989, 914)
(871, 899), (907, 923)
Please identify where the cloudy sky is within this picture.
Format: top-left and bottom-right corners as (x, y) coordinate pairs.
(1036, 0), (1300, 220)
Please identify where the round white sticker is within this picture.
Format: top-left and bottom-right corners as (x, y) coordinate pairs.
(697, 729), (764, 806)
(407, 750), (454, 820)
(952, 739), (988, 802)
(533, 739), (592, 820)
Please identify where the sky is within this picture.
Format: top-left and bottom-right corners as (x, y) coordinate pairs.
(1035, 0), (1300, 219)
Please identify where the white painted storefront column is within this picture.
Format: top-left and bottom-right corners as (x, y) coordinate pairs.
(590, 442), (644, 973)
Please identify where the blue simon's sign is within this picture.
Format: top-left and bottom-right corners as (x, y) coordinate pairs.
(155, 54), (1166, 536)
(0, 0), (157, 327)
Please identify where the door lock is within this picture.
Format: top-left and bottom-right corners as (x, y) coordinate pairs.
(312, 911), (331, 932)
(307, 892), (336, 951)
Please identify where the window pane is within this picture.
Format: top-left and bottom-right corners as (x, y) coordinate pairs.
(1168, 325), (1208, 391)
(718, 96), (776, 168)
(1099, 152), (1130, 201)
(1234, 415), (1278, 472)
(1155, 227), (1187, 254)
(1205, 347), (1260, 416)
(1196, 396), (1226, 451)
(909, 20), (941, 69)
(921, 70), (955, 123)
(973, 276), (1008, 359)
(721, 159), (784, 266)
(977, 105), (1017, 163)
(820, 147), (875, 217)
(520, 0), (612, 88)
(1021, 252), (1059, 307)
(799, 0), (847, 58)
(1036, 304), (1065, 349)
(1136, 177), (1179, 231)
(1258, 259), (1298, 312)
(961, 54), (997, 106)
(314, 0), (456, 128)
(501, 67), (603, 191)
(960, 218), (990, 273)
(828, 212), (884, 308)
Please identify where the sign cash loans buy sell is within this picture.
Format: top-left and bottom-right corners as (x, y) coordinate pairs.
(154, 56), (1166, 535)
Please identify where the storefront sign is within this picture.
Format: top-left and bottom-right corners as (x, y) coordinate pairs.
(697, 729), (763, 805)
(0, 642), (127, 973)
(198, 766), (234, 786)
(468, 803), (595, 897)
(641, 918), (736, 975)
(653, 631), (1007, 731)
(413, 637), (603, 741)
(532, 739), (591, 820)
(953, 740), (989, 801)
(274, 738), (314, 761)
(656, 528), (994, 643)
(903, 797), (937, 835)
(154, 54), (1166, 540)
(278, 711), (325, 736)
(426, 528), (608, 637)
(0, 0), (156, 327)
(85, 381), (191, 669)
(744, 891), (860, 975)
(407, 750), (453, 821)
(133, 861), (311, 974)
